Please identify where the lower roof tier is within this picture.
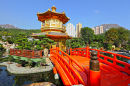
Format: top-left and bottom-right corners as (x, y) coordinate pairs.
(31, 32), (72, 39)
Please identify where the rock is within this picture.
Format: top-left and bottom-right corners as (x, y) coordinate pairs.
(44, 48), (49, 58)
(126, 50), (130, 53)
(46, 58), (51, 63)
(54, 73), (59, 79)
(24, 82), (56, 86)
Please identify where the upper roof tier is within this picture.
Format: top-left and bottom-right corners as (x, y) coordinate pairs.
(37, 6), (70, 24)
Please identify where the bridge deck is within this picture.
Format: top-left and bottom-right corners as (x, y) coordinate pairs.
(65, 55), (130, 86)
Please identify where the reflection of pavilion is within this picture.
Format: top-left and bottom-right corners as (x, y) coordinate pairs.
(32, 6), (72, 51)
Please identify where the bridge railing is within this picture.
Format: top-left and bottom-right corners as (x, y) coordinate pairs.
(50, 47), (89, 86)
(70, 46), (130, 75)
(89, 49), (130, 75)
(10, 48), (43, 58)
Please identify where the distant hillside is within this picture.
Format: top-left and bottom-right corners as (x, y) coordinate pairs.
(0, 27), (41, 37)
(0, 24), (20, 29)
(94, 24), (128, 30)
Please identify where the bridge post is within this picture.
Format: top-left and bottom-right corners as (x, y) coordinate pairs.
(89, 51), (100, 86)
(86, 43), (89, 58)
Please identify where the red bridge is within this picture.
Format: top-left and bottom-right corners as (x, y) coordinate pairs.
(50, 44), (130, 86)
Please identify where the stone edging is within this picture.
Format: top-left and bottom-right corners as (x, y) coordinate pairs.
(0, 62), (53, 74)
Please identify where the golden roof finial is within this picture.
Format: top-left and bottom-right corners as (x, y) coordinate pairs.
(62, 11), (65, 14)
(51, 5), (56, 12)
(48, 8), (50, 11)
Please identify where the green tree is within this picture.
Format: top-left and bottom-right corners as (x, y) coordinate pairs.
(80, 27), (94, 44)
(34, 35), (56, 50)
(14, 33), (28, 50)
(105, 28), (118, 43)
(70, 37), (83, 48)
(117, 27), (129, 47)
(93, 34), (105, 47)
(5, 37), (14, 44)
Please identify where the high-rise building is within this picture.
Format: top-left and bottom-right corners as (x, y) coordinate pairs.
(66, 23), (76, 37)
(76, 23), (82, 38)
(99, 26), (103, 34)
(95, 27), (100, 35)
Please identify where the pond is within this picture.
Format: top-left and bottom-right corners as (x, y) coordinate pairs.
(0, 50), (63, 86)
(0, 66), (63, 86)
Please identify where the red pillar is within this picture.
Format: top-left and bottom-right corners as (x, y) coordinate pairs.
(70, 48), (72, 55)
(89, 51), (100, 86)
(23, 50), (25, 57)
(16, 50), (17, 56)
(32, 50), (34, 58)
(86, 43), (89, 58)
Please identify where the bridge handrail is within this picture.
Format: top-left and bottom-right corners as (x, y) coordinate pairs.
(70, 47), (130, 75)
(89, 48), (130, 75)
(50, 49), (88, 85)
(89, 48), (130, 59)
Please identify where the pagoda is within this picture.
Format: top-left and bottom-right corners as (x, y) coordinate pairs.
(31, 6), (72, 51)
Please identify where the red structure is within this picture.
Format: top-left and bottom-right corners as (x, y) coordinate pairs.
(50, 44), (130, 86)
(10, 49), (43, 58)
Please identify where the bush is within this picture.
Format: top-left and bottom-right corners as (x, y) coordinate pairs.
(124, 44), (130, 50)
(15, 59), (22, 64)
(2, 59), (8, 62)
(8, 55), (15, 62)
(107, 43), (112, 50)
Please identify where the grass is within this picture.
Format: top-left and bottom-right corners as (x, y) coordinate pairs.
(10, 55), (43, 62)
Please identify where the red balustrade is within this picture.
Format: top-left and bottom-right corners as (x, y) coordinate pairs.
(10, 48), (43, 58)
(70, 46), (130, 75)
(89, 48), (130, 75)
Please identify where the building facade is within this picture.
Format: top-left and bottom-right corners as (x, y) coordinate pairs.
(76, 23), (82, 38)
(93, 26), (104, 35)
(66, 23), (76, 37)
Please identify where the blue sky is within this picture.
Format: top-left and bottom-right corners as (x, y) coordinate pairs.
(0, 0), (130, 30)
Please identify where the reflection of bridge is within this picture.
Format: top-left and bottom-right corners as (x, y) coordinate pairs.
(50, 44), (130, 86)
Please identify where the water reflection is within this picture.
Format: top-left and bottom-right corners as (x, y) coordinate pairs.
(0, 67), (63, 86)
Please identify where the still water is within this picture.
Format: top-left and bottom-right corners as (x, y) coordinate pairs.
(0, 66), (63, 86)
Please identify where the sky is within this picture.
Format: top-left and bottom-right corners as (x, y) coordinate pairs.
(0, 0), (130, 30)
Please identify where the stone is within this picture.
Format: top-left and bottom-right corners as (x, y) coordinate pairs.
(54, 73), (59, 79)
(44, 48), (48, 58)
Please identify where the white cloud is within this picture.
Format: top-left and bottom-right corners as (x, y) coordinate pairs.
(94, 10), (99, 14)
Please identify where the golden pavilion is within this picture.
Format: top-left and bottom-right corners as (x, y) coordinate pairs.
(31, 6), (72, 51)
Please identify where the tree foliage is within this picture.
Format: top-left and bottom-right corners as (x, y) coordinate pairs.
(14, 33), (28, 50)
(34, 35), (56, 50)
(80, 27), (94, 44)
(105, 28), (118, 43)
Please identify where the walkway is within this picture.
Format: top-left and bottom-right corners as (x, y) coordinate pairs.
(50, 54), (130, 86)
(70, 55), (130, 86)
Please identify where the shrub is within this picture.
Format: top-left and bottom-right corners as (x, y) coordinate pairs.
(107, 43), (112, 50)
(124, 44), (130, 50)
(2, 59), (8, 62)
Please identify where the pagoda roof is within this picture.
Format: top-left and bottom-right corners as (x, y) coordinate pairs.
(37, 7), (70, 24)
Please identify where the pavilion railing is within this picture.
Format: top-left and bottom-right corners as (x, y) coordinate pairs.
(70, 46), (130, 75)
(10, 48), (43, 58)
